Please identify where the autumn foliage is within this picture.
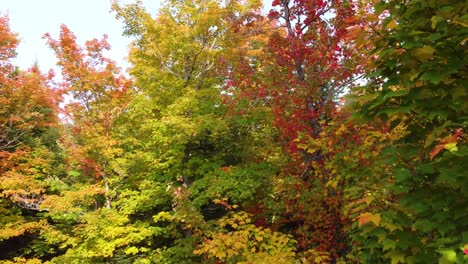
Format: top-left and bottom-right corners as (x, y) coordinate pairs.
(0, 0), (467, 263)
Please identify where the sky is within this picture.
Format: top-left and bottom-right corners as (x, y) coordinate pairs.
(0, 0), (160, 72)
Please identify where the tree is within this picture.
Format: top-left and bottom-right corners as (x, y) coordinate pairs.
(348, 0), (468, 262)
(0, 15), (68, 262)
(222, 0), (371, 259)
(42, 25), (163, 263)
(44, 24), (132, 209)
(112, 0), (283, 261)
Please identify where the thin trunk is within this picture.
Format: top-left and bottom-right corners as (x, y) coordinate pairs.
(105, 179), (111, 209)
(282, 0), (305, 82)
(104, 125), (112, 209)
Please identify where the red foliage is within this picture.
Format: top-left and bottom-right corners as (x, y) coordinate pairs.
(222, 0), (371, 260)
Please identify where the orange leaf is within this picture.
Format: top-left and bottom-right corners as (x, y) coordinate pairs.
(345, 25), (362, 40)
(430, 129), (463, 159)
(358, 212), (381, 227)
(430, 144), (446, 160)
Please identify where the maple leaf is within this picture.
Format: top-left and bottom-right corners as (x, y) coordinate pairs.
(430, 129), (463, 159)
(358, 212), (381, 227)
(412, 46), (435, 62)
(345, 25), (362, 40)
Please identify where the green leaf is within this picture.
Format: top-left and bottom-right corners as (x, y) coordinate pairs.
(369, 95), (386, 110)
(385, 251), (405, 264)
(382, 239), (397, 251)
(68, 170), (81, 177)
(395, 167), (411, 183)
(437, 249), (457, 264)
(431, 16), (444, 29)
(462, 232), (468, 242)
(383, 90), (409, 100)
(420, 71), (447, 85)
(428, 33), (444, 41)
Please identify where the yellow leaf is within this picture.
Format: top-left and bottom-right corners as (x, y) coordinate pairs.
(412, 46), (435, 62)
(381, 221), (401, 232)
(233, 241), (243, 250)
(227, 248), (236, 256)
(431, 16), (444, 29)
(215, 250), (227, 258)
(409, 70), (421, 81)
(389, 252), (405, 264)
(386, 20), (398, 29)
(438, 249), (457, 263)
(453, 18), (468, 28)
(444, 142), (458, 152)
(325, 180), (338, 189)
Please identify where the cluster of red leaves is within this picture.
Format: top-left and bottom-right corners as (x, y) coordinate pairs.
(0, 16), (62, 154)
(222, 0), (373, 260)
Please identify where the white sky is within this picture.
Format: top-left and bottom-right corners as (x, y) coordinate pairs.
(0, 0), (160, 72)
(1, 0), (272, 74)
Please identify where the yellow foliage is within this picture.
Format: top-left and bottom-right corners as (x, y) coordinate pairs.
(195, 211), (296, 263)
(1, 257), (43, 264)
(0, 220), (47, 241)
(299, 249), (331, 264)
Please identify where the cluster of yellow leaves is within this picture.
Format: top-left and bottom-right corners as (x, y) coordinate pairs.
(195, 211), (296, 263)
(0, 220), (47, 241)
(40, 184), (102, 213)
(0, 217), (69, 258)
(1, 257), (42, 264)
(300, 249), (332, 264)
(54, 209), (154, 261)
(0, 146), (57, 211)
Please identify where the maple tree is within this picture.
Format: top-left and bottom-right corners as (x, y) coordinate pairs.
(221, 0), (371, 260)
(111, 0), (284, 261)
(347, 0), (468, 262)
(44, 24), (132, 210)
(0, 15), (68, 261)
(43, 25), (164, 263)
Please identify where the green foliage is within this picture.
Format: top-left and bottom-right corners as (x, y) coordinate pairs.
(190, 163), (274, 207)
(348, 0), (468, 262)
(114, 180), (171, 216)
(109, 0), (276, 262)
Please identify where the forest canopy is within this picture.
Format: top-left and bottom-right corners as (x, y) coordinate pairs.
(0, 0), (467, 263)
